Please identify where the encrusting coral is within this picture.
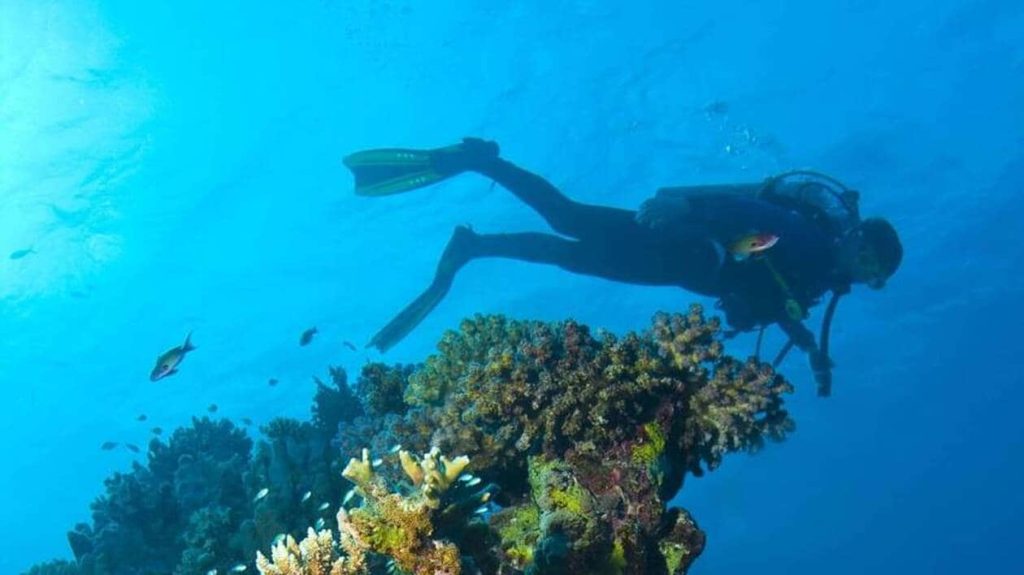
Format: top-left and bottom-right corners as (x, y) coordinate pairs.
(29, 305), (796, 575)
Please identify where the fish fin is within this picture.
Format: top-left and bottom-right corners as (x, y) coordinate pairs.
(182, 331), (196, 353)
(710, 241), (727, 267)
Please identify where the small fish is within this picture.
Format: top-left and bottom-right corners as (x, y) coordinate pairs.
(125, 443), (140, 453)
(230, 564), (247, 573)
(151, 426), (163, 435)
(267, 378), (279, 387)
(458, 474), (475, 483)
(343, 340), (357, 351)
(206, 569), (218, 575)
(136, 414), (147, 422)
(728, 232), (779, 261)
(100, 441), (118, 450)
(371, 458), (383, 467)
(300, 490), (312, 503)
(704, 100), (730, 117)
(9, 247), (35, 260)
(240, 417), (253, 426)
(342, 488), (356, 506)
(299, 327), (318, 346)
(150, 331), (197, 381)
(315, 517), (326, 530)
(254, 487), (269, 502)
(207, 403), (218, 413)
(473, 505), (489, 515)
(272, 533), (286, 546)
(388, 444), (402, 454)
(465, 476), (482, 487)
(318, 502), (330, 512)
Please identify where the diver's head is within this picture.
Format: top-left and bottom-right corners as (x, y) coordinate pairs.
(838, 217), (902, 289)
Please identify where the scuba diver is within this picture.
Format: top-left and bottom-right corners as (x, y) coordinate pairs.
(343, 138), (903, 396)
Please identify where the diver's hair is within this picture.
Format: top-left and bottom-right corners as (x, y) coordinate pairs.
(861, 217), (903, 277)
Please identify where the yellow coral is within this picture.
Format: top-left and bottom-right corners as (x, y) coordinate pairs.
(263, 449), (469, 575)
(256, 528), (352, 575)
(341, 448), (374, 488)
(398, 446), (470, 507)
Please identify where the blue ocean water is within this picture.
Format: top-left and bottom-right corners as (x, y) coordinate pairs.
(2, 0), (1021, 573)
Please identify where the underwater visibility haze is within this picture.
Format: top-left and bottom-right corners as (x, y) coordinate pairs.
(2, 0), (1022, 573)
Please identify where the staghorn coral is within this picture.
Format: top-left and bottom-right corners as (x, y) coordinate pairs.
(256, 521), (361, 575)
(339, 448), (473, 573)
(259, 448), (483, 575)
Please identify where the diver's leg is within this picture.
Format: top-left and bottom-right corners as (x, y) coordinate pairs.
(433, 138), (640, 241)
(476, 157), (640, 241)
(368, 225), (698, 351)
(464, 229), (705, 286)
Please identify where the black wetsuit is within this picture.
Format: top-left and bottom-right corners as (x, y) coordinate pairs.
(469, 157), (840, 347)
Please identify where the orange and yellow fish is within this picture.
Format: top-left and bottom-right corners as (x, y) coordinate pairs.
(729, 232), (779, 261)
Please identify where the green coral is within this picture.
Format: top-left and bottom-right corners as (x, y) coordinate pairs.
(631, 421), (668, 466)
(493, 504), (540, 568)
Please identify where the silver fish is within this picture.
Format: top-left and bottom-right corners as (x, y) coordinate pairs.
(389, 444), (402, 454)
(458, 474), (475, 483)
(206, 569), (218, 575)
(253, 487), (269, 502)
(465, 477), (481, 487)
(342, 488), (356, 506)
(230, 564), (248, 573)
(371, 458), (383, 467)
(318, 502), (330, 511)
(315, 518), (326, 530)
(300, 490), (312, 503)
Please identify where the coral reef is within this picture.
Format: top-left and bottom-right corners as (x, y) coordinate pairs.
(21, 560), (80, 575)
(31, 306), (795, 575)
(326, 305), (790, 573)
(57, 365), (363, 575)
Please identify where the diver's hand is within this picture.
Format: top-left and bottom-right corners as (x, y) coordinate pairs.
(809, 350), (834, 397)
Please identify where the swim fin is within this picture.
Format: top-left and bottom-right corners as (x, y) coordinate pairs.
(367, 226), (476, 351)
(343, 144), (463, 197)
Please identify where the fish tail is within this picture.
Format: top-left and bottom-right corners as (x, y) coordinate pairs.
(182, 330), (197, 353)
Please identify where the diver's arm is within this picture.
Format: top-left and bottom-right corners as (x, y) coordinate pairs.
(778, 317), (833, 396)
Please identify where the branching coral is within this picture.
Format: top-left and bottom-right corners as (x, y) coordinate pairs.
(340, 448), (469, 573)
(255, 520), (363, 575)
(259, 448), (478, 575)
